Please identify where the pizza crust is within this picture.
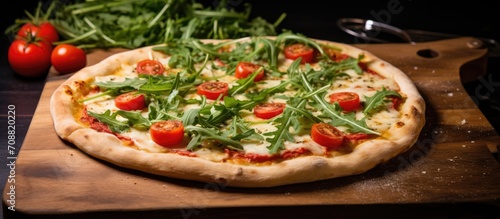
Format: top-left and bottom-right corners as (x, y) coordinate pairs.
(50, 38), (425, 187)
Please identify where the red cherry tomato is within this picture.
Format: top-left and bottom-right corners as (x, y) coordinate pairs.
(114, 92), (146, 111)
(283, 43), (315, 64)
(51, 44), (87, 74)
(150, 120), (185, 147)
(197, 81), (229, 100)
(8, 37), (52, 78)
(253, 102), (286, 119)
(329, 92), (361, 112)
(17, 22), (59, 44)
(310, 123), (345, 149)
(136, 59), (165, 75)
(235, 62), (265, 81)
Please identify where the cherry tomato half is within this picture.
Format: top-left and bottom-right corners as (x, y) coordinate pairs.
(197, 81), (229, 100)
(329, 92), (361, 112)
(235, 61), (265, 81)
(136, 59), (165, 75)
(283, 43), (315, 64)
(150, 120), (185, 147)
(310, 123), (345, 149)
(8, 37), (52, 78)
(51, 44), (87, 74)
(114, 92), (146, 111)
(17, 22), (59, 44)
(253, 102), (286, 119)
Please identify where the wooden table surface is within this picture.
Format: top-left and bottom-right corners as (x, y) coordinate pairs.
(2, 37), (500, 219)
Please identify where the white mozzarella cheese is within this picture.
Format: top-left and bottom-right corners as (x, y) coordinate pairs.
(84, 54), (403, 158)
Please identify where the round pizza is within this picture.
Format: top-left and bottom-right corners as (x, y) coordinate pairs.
(50, 32), (425, 187)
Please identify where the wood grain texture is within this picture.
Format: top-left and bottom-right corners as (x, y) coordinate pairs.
(3, 37), (500, 218)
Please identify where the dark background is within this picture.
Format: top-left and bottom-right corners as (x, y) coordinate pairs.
(3, 1), (500, 47)
(1, 0), (499, 218)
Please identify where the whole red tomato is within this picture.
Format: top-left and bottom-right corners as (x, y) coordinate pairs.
(17, 22), (59, 44)
(51, 44), (87, 74)
(8, 37), (52, 78)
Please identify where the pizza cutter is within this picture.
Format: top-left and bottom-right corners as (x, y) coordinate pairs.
(336, 17), (500, 57)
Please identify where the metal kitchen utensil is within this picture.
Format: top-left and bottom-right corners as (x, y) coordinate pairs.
(337, 18), (500, 57)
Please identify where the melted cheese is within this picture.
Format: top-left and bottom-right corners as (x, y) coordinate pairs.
(82, 48), (403, 159)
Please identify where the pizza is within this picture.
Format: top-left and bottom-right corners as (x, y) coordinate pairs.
(49, 32), (426, 187)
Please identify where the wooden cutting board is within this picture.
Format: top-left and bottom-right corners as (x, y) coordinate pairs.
(3, 37), (500, 219)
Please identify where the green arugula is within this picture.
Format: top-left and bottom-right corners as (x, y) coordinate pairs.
(116, 110), (151, 131)
(289, 60), (380, 135)
(184, 125), (243, 151)
(363, 88), (402, 115)
(224, 117), (263, 141)
(263, 98), (311, 154)
(82, 32), (403, 155)
(228, 67), (261, 96)
(7, 0), (286, 49)
(79, 77), (148, 103)
(87, 110), (129, 133)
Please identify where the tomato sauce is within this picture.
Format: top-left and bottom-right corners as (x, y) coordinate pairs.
(171, 149), (197, 157)
(80, 108), (134, 146)
(358, 62), (384, 78)
(225, 147), (311, 163)
(80, 108), (112, 133)
(80, 107), (312, 162)
(281, 147), (310, 160)
(343, 133), (375, 146)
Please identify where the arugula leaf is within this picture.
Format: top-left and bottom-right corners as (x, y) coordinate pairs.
(78, 77), (148, 102)
(87, 110), (129, 133)
(327, 103), (371, 133)
(206, 102), (239, 126)
(116, 110), (151, 131)
(228, 67), (261, 96)
(254, 38), (279, 69)
(286, 105), (322, 124)
(363, 88), (402, 115)
(36, 0), (285, 49)
(185, 125), (243, 151)
(139, 74), (193, 94)
(264, 107), (296, 154)
(224, 117), (264, 141)
(181, 96), (206, 126)
(94, 77), (147, 90)
(292, 63), (380, 135)
(88, 109), (152, 132)
(145, 79), (185, 122)
(249, 81), (289, 102)
(263, 95), (329, 154)
(81, 77), (151, 103)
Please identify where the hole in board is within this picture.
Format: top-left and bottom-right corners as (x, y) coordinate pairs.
(417, 49), (439, 58)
